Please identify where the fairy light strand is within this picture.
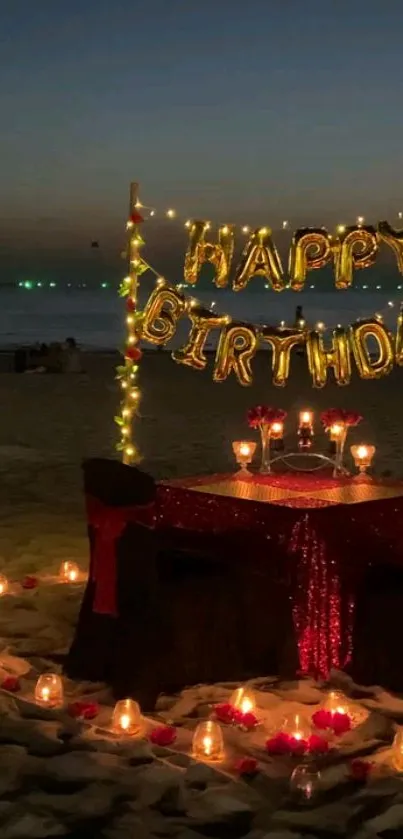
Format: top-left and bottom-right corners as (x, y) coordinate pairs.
(115, 183), (143, 465)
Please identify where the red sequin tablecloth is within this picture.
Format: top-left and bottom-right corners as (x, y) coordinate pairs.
(156, 473), (403, 678)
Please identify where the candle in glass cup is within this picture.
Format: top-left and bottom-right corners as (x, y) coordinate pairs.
(232, 440), (256, 473)
(35, 673), (64, 708)
(299, 411), (313, 429)
(112, 698), (142, 736)
(230, 686), (256, 715)
(59, 561), (80, 583)
(350, 444), (375, 474)
(192, 720), (224, 762)
(0, 575), (9, 596)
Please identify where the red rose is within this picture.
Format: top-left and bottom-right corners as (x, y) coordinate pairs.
(21, 575), (38, 590)
(67, 701), (99, 720)
(332, 713), (351, 736)
(129, 211), (144, 225)
(234, 756), (258, 776)
(235, 711), (258, 731)
(214, 703), (236, 725)
(2, 676), (20, 692)
(265, 733), (292, 755)
(125, 347), (142, 362)
(350, 759), (372, 782)
(308, 734), (329, 754)
(247, 405), (287, 429)
(126, 298), (136, 312)
(288, 736), (308, 756)
(345, 411), (363, 428)
(149, 726), (177, 747)
(312, 709), (333, 730)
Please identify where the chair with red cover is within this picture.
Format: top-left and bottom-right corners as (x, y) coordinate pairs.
(65, 458), (163, 708)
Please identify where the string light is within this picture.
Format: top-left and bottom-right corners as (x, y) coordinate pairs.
(242, 225), (250, 234)
(357, 215), (365, 226)
(166, 209), (176, 218)
(115, 184), (144, 465)
(282, 220), (289, 229)
(337, 224), (346, 234)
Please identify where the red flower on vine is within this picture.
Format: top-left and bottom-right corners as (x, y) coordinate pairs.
(125, 347), (142, 362)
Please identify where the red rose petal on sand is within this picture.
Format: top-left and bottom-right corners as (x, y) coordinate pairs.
(288, 736), (308, 756)
(350, 759), (372, 782)
(214, 703), (236, 725)
(149, 726), (177, 747)
(68, 701), (99, 720)
(265, 733), (292, 755)
(21, 576), (38, 590)
(332, 713), (352, 736)
(2, 676), (20, 692)
(234, 757), (258, 776)
(312, 709), (333, 730)
(308, 734), (329, 754)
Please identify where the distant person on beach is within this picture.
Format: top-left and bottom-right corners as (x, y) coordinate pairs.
(62, 337), (83, 373)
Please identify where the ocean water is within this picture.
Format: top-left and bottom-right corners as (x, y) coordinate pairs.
(0, 287), (400, 350)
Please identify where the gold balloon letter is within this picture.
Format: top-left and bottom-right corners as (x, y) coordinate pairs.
(233, 227), (284, 291)
(378, 220), (403, 274)
(184, 220), (235, 287)
(350, 317), (394, 380)
(288, 227), (333, 291)
(172, 306), (230, 370)
(260, 327), (306, 387)
(334, 225), (378, 290)
(141, 285), (186, 345)
(306, 327), (351, 388)
(396, 305), (403, 365)
(213, 324), (258, 386)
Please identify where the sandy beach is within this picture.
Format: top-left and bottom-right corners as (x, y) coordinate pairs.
(0, 349), (403, 579)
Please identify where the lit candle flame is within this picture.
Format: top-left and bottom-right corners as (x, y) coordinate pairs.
(41, 687), (50, 703)
(203, 735), (212, 756)
(239, 444), (251, 456)
(120, 713), (131, 731)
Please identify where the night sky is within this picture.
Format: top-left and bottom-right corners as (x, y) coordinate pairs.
(1, 0), (403, 282)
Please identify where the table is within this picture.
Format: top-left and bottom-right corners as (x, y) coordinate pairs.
(156, 472), (403, 678)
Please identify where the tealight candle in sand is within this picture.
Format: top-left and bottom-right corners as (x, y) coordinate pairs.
(112, 698), (142, 736)
(35, 674), (64, 708)
(59, 561), (80, 583)
(0, 575), (9, 596)
(192, 720), (225, 762)
(230, 686), (256, 716)
(281, 713), (311, 743)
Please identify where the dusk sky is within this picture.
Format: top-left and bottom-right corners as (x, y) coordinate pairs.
(2, 0), (403, 279)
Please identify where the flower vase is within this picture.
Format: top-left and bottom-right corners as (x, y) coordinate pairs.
(259, 424), (271, 474)
(333, 427), (347, 476)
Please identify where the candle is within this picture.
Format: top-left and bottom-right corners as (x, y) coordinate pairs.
(270, 421), (284, 439)
(281, 713), (311, 743)
(350, 444), (375, 475)
(229, 686), (256, 716)
(59, 561), (80, 583)
(0, 575), (9, 596)
(232, 440), (256, 474)
(299, 411), (313, 428)
(34, 674), (64, 708)
(112, 698), (142, 736)
(192, 720), (224, 762)
(290, 765), (321, 804)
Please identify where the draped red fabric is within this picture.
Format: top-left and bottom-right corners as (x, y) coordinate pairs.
(86, 496), (155, 616)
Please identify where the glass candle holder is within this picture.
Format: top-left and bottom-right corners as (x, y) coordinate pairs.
(299, 410), (314, 430)
(322, 690), (350, 717)
(350, 444), (375, 475)
(281, 713), (311, 743)
(112, 698), (142, 736)
(229, 686), (256, 716)
(393, 729), (403, 772)
(192, 720), (225, 762)
(290, 764), (321, 805)
(35, 673), (64, 708)
(232, 441), (256, 474)
(59, 561), (80, 583)
(298, 411), (314, 451)
(0, 575), (9, 596)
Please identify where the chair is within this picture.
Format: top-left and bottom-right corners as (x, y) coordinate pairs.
(351, 563), (403, 693)
(65, 458), (164, 708)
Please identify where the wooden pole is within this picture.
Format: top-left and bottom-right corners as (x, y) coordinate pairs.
(120, 181), (141, 465)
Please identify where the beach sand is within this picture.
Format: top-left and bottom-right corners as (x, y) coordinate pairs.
(0, 349), (402, 578)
